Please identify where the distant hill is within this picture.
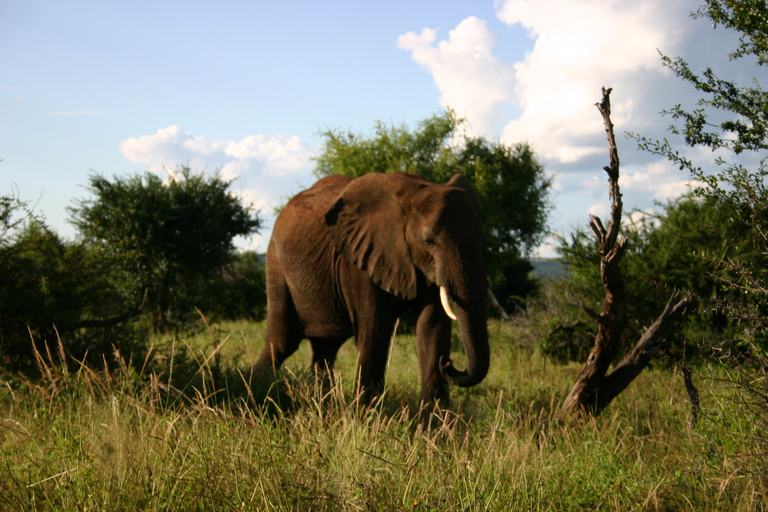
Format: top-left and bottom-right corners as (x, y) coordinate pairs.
(530, 258), (567, 280)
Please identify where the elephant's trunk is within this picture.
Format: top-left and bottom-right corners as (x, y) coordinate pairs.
(439, 272), (490, 388)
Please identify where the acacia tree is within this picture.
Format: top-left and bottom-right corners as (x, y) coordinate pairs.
(553, 193), (755, 363)
(70, 167), (261, 333)
(0, 221), (140, 363)
(627, 0), (768, 446)
(314, 111), (552, 312)
(631, 0), (768, 350)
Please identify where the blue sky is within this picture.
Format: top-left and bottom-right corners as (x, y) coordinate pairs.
(0, 0), (758, 254)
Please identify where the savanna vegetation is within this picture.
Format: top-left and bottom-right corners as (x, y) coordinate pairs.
(1, 318), (764, 511)
(0, 168), (265, 371)
(2, 0), (768, 509)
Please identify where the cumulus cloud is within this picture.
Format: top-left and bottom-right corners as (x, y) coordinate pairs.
(577, 161), (697, 231)
(397, 16), (517, 137)
(224, 135), (309, 177)
(121, 126), (207, 167)
(621, 160), (696, 201)
(587, 201), (609, 220)
(399, 0), (750, 234)
(494, 0), (696, 166)
(119, 126), (315, 250)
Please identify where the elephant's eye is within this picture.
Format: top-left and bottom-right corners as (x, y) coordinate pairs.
(423, 237), (436, 248)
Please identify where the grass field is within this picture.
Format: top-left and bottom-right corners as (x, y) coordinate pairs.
(1, 317), (766, 511)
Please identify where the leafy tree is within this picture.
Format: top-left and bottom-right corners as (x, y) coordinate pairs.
(0, 187), (32, 245)
(69, 167), (261, 333)
(314, 111), (552, 312)
(0, 190), (136, 368)
(199, 250), (267, 322)
(553, 194), (756, 361)
(630, 0), (768, 352)
(0, 221), (143, 368)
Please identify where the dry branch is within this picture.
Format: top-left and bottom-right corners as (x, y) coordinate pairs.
(562, 87), (628, 417)
(589, 290), (697, 415)
(562, 88), (696, 418)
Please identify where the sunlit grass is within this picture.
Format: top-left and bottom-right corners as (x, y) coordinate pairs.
(1, 318), (766, 511)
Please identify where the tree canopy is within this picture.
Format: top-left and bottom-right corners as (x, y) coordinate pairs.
(554, 193), (759, 361)
(630, 0), (768, 352)
(69, 167), (262, 332)
(314, 110), (552, 311)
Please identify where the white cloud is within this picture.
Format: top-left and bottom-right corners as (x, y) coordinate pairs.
(225, 134), (309, 176)
(397, 1), (695, 159)
(495, 0), (694, 165)
(587, 201), (609, 219)
(621, 160), (696, 201)
(119, 125), (315, 250)
(397, 16), (517, 137)
(120, 126), (210, 167)
(397, 0), (744, 171)
(398, 0), (751, 245)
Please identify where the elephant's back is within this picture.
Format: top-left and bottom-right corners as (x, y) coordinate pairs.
(268, 175), (353, 334)
(288, 174), (350, 211)
(272, 174), (351, 240)
(268, 174), (350, 282)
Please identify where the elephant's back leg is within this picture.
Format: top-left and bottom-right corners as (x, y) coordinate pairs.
(255, 246), (303, 373)
(309, 336), (347, 387)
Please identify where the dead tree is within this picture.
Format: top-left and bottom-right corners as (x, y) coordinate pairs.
(562, 87), (697, 418)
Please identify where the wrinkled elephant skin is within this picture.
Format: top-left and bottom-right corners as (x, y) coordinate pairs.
(255, 172), (490, 405)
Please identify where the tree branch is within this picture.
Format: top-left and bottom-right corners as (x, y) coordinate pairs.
(592, 291), (697, 415)
(597, 87), (623, 253)
(563, 87), (628, 417)
(562, 88), (696, 419)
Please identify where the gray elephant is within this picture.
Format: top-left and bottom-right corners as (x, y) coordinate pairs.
(255, 172), (489, 405)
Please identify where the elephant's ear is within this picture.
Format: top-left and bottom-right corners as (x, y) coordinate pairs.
(325, 174), (418, 300)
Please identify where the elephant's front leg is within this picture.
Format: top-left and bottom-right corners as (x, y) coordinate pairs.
(354, 313), (399, 403)
(416, 301), (453, 406)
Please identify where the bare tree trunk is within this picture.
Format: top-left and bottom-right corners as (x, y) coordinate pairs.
(681, 365), (700, 430)
(562, 88), (696, 418)
(582, 291), (696, 415)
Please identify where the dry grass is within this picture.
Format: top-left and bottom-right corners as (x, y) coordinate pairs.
(0, 319), (766, 511)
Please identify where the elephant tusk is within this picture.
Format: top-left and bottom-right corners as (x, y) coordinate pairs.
(440, 285), (458, 321)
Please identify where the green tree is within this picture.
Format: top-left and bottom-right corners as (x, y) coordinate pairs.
(0, 190), (139, 368)
(553, 194), (757, 361)
(0, 188), (32, 245)
(199, 250), (267, 322)
(630, 0), (768, 351)
(0, 221), (143, 368)
(314, 111), (552, 312)
(70, 167), (261, 333)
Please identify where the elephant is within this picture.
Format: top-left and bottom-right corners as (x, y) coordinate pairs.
(254, 172), (489, 406)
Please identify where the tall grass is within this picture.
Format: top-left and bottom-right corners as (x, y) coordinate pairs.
(1, 318), (766, 511)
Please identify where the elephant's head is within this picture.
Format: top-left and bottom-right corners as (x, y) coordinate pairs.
(325, 172), (489, 388)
